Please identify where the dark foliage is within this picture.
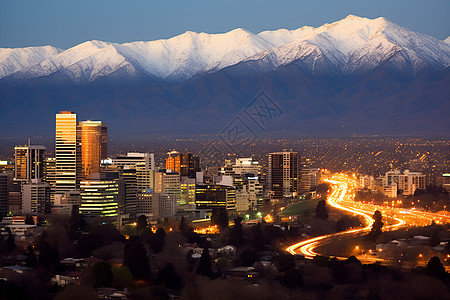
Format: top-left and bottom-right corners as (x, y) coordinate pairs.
(157, 262), (183, 290)
(274, 253), (296, 272)
(197, 247), (212, 277)
(179, 216), (188, 234)
(426, 256), (447, 281)
(136, 215), (148, 231)
(211, 208), (229, 231)
(123, 237), (151, 280)
(240, 249), (259, 267)
(25, 245), (37, 268)
(251, 223), (266, 250)
(368, 210), (383, 240)
(279, 268), (303, 289)
(228, 217), (245, 247)
(92, 262), (113, 287)
(0, 280), (29, 300)
(315, 199), (328, 220)
(69, 206), (86, 231)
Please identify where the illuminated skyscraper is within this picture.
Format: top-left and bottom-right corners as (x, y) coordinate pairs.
(55, 111), (81, 195)
(79, 178), (119, 219)
(78, 120), (107, 179)
(268, 149), (299, 199)
(166, 151), (200, 178)
(166, 151), (181, 173)
(14, 144), (46, 182)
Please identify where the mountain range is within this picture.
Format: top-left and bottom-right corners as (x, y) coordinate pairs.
(1, 15), (449, 138)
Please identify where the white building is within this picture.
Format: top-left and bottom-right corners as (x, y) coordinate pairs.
(22, 179), (50, 214)
(359, 175), (375, 190)
(383, 170), (426, 195)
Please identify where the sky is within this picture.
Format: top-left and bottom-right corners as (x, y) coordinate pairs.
(0, 0), (449, 49)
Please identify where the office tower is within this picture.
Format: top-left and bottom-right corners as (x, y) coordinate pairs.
(220, 158), (260, 186)
(120, 166), (137, 214)
(78, 121), (107, 179)
(166, 151), (200, 178)
(136, 168), (154, 192)
(0, 174), (8, 217)
(300, 167), (321, 192)
(268, 149), (300, 199)
(180, 177), (196, 205)
(110, 152), (154, 170)
(55, 111), (81, 195)
(43, 157), (56, 204)
(22, 179), (51, 214)
(166, 151), (181, 173)
(195, 184), (236, 211)
(14, 144), (46, 182)
(79, 177), (119, 219)
(235, 177), (263, 212)
(155, 171), (181, 205)
(137, 191), (177, 219)
(180, 153), (200, 178)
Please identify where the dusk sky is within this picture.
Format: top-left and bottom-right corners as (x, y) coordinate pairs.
(0, 0), (449, 49)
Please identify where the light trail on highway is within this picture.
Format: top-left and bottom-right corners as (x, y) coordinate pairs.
(286, 174), (450, 261)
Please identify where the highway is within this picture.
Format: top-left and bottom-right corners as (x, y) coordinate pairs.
(286, 174), (450, 263)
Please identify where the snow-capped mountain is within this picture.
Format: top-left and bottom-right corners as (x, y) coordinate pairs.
(1, 15), (449, 83)
(248, 15), (450, 75)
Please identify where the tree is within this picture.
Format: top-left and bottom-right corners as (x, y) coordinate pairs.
(123, 237), (151, 280)
(112, 266), (134, 290)
(92, 262), (113, 287)
(197, 247), (212, 277)
(136, 215), (148, 231)
(229, 217), (245, 247)
(211, 208), (229, 231)
(251, 223), (265, 250)
(240, 249), (258, 267)
(6, 228), (15, 253)
(25, 245), (37, 268)
(315, 200), (328, 220)
(179, 216), (188, 234)
(149, 228), (166, 253)
(426, 256), (446, 281)
(279, 268), (303, 289)
(369, 210), (383, 239)
(69, 206), (86, 231)
(157, 262), (183, 290)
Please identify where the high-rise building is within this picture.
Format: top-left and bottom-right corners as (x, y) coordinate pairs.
(155, 171), (181, 205)
(14, 144), (46, 182)
(79, 178), (119, 219)
(195, 184), (236, 211)
(383, 169), (426, 195)
(43, 157), (56, 204)
(166, 151), (200, 178)
(120, 166), (137, 214)
(110, 152), (154, 170)
(0, 173), (8, 217)
(78, 120), (107, 179)
(268, 149), (300, 199)
(137, 191), (177, 219)
(55, 111), (81, 195)
(166, 151), (181, 173)
(180, 177), (196, 206)
(180, 153), (200, 178)
(22, 179), (51, 215)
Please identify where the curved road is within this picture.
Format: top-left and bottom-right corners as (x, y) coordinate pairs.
(286, 174), (450, 262)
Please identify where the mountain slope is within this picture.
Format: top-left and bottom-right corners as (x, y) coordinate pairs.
(1, 15), (449, 83)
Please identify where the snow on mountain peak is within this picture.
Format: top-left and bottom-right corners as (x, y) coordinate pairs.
(0, 15), (448, 82)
